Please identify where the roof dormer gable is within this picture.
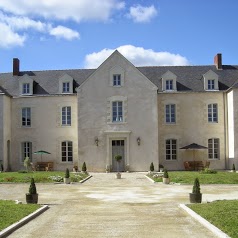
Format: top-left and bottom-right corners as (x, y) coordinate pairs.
(59, 74), (74, 94)
(19, 75), (33, 96)
(162, 71), (177, 92)
(203, 70), (219, 91)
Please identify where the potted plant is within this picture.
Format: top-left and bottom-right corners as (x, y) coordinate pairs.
(189, 178), (202, 203)
(82, 162), (87, 173)
(64, 168), (70, 184)
(24, 157), (31, 172)
(26, 178), (38, 204)
(159, 164), (164, 172)
(150, 162), (154, 172)
(163, 169), (170, 184)
(114, 155), (122, 179)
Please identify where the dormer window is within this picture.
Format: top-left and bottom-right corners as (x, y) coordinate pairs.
(113, 74), (121, 86)
(162, 71), (177, 92)
(59, 74), (73, 94)
(203, 70), (219, 91)
(62, 82), (70, 93)
(166, 80), (173, 90)
(22, 83), (30, 94)
(208, 79), (215, 90)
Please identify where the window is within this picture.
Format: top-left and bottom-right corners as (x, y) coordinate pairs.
(22, 142), (32, 162)
(62, 82), (70, 93)
(62, 106), (71, 126)
(166, 104), (176, 123)
(166, 139), (177, 160)
(208, 138), (219, 159)
(112, 101), (123, 122)
(22, 83), (30, 94)
(208, 104), (218, 122)
(22, 108), (31, 127)
(208, 79), (215, 90)
(113, 74), (121, 86)
(62, 141), (73, 162)
(166, 80), (173, 90)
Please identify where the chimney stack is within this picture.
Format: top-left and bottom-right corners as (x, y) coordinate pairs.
(13, 58), (20, 76)
(214, 53), (222, 70)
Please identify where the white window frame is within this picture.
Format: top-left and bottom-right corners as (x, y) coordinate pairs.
(21, 142), (32, 162)
(208, 104), (218, 123)
(62, 106), (71, 126)
(22, 107), (31, 127)
(166, 80), (173, 90)
(208, 138), (219, 159)
(166, 139), (177, 160)
(208, 79), (215, 90)
(62, 82), (70, 93)
(61, 141), (73, 162)
(166, 104), (176, 123)
(113, 74), (121, 86)
(22, 83), (30, 94)
(112, 101), (123, 122)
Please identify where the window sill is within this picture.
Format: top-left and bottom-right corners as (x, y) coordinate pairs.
(108, 122), (126, 125)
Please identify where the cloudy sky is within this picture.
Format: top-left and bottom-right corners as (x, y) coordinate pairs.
(0, 0), (237, 72)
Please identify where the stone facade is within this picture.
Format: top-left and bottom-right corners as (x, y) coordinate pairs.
(0, 51), (238, 171)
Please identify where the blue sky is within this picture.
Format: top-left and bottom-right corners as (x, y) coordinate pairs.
(0, 0), (237, 73)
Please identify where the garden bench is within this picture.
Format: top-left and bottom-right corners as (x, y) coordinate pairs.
(36, 162), (54, 171)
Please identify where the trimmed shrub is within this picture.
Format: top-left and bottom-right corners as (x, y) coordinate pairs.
(150, 162), (154, 172)
(192, 178), (201, 194)
(232, 164), (236, 172)
(65, 168), (70, 178)
(163, 169), (169, 178)
(29, 178), (37, 194)
(82, 162), (87, 172)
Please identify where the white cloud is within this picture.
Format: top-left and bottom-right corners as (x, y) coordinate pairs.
(0, 22), (25, 48)
(84, 45), (190, 68)
(128, 5), (157, 23)
(0, 0), (125, 22)
(49, 26), (80, 40)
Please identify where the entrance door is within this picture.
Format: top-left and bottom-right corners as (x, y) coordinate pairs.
(112, 140), (125, 172)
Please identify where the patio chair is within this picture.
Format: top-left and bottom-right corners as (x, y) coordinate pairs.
(184, 161), (193, 171)
(204, 161), (210, 168)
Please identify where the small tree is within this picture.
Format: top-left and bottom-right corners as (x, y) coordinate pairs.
(82, 162), (87, 172)
(24, 157), (31, 172)
(65, 168), (70, 178)
(150, 162), (154, 172)
(163, 169), (169, 178)
(192, 178), (201, 194)
(29, 178), (37, 194)
(232, 164), (236, 172)
(114, 155), (122, 172)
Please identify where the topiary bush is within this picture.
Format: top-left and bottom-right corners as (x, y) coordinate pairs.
(232, 164), (236, 172)
(192, 178), (201, 194)
(65, 168), (70, 178)
(150, 162), (154, 172)
(82, 162), (87, 172)
(163, 169), (169, 178)
(29, 178), (37, 194)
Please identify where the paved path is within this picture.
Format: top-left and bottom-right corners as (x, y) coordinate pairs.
(1, 172), (237, 237)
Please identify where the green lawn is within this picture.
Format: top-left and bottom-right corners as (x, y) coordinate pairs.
(0, 171), (89, 183)
(149, 171), (238, 184)
(0, 200), (40, 231)
(188, 200), (238, 238)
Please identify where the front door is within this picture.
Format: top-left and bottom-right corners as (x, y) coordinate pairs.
(112, 140), (125, 172)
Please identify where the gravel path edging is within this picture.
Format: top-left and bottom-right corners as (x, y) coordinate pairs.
(144, 175), (156, 183)
(80, 175), (92, 183)
(0, 205), (49, 238)
(179, 204), (230, 238)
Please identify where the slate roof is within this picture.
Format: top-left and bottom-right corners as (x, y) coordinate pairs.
(1, 65), (238, 97)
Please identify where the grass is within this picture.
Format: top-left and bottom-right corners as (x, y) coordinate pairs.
(0, 200), (40, 231)
(0, 171), (89, 183)
(149, 171), (238, 184)
(188, 200), (238, 238)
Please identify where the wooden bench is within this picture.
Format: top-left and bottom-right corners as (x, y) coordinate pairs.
(184, 161), (204, 171)
(36, 162), (54, 171)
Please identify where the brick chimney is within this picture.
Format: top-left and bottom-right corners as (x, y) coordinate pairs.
(13, 58), (20, 76)
(214, 53), (222, 70)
